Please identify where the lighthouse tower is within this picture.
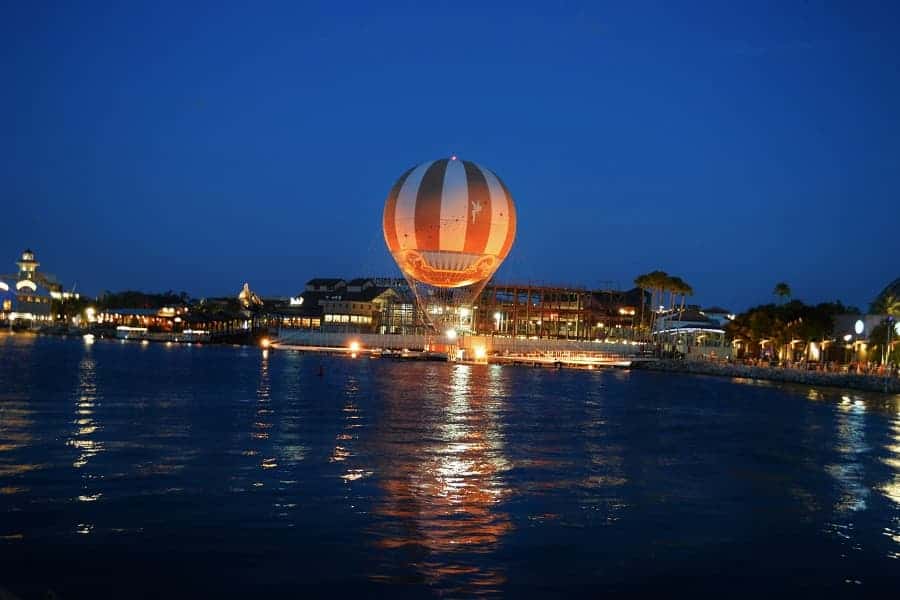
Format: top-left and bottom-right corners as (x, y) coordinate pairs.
(16, 249), (39, 283)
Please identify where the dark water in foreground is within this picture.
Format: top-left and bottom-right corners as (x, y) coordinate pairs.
(1, 334), (900, 598)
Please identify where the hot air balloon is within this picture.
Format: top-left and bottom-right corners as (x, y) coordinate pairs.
(383, 157), (516, 332)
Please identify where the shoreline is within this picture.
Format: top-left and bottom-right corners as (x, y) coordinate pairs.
(632, 359), (900, 394)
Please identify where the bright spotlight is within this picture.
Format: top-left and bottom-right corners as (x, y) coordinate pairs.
(474, 346), (486, 360)
(349, 341), (361, 352)
(260, 337), (271, 349)
(445, 329), (457, 340)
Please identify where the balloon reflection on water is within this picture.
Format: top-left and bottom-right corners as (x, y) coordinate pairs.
(368, 363), (512, 594)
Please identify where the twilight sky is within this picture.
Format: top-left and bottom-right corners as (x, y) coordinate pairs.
(2, 1), (898, 311)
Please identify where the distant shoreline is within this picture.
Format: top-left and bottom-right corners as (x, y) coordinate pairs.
(632, 359), (900, 394)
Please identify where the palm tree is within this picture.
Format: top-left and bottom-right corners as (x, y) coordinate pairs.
(671, 277), (693, 318)
(645, 270), (670, 336)
(872, 293), (900, 317)
(634, 273), (651, 336)
(773, 282), (791, 305)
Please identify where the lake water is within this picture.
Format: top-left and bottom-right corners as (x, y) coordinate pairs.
(1, 333), (900, 597)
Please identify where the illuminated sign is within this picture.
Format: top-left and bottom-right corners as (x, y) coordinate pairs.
(854, 319), (864, 335)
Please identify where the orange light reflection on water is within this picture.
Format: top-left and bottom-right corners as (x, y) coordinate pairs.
(368, 363), (512, 594)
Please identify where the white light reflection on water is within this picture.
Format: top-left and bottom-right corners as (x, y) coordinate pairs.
(823, 394), (871, 565)
(249, 350), (274, 487)
(272, 352), (307, 468)
(67, 352), (104, 471)
(66, 349), (104, 536)
(582, 376), (628, 523)
(369, 363), (512, 595)
(336, 375), (373, 484)
(826, 396), (870, 513)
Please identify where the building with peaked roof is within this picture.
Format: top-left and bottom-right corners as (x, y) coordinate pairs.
(268, 278), (424, 334)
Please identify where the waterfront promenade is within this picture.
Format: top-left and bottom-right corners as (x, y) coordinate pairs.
(634, 358), (900, 394)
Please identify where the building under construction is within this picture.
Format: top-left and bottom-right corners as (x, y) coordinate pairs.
(472, 283), (647, 341)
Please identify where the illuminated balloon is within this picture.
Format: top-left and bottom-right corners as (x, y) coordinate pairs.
(383, 157), (516, 289)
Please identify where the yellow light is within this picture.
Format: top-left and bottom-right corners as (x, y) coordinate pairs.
(445, 329), (457, 340)
(349, 341), (360, 352)
(474, 346), (486, 360)
(260, 337), (271, 349)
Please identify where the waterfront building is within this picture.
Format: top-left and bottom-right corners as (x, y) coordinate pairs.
(97, 306), (187, 331)
(321, 281), (401, 332)
(473, 283), (646, 340)
(268, 278), (424, 334)
(0, 280), (13, 321)
(281, 277), (646, 340)
(832, 313), (894, 364)
(0, 249), (76, 325)
(653, 308), (728, 358)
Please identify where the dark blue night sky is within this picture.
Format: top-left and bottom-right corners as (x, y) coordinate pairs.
(3, 1), (898, 311)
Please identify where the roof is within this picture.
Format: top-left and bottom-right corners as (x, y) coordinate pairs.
(347, 278), (373, 286)
(319, 286), (396, 303)
(306, 278), (345, 286)
(702, 306), (732, 314)
(350, 286), (394, 301)
(655, 308), (718, 327)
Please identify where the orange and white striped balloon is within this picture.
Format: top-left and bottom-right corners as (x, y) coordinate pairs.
(383, 157), (516, 288)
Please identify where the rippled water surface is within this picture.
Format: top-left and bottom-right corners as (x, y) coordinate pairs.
(2, 334), (900, 597)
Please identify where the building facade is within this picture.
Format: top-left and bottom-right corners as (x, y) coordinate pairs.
(472, 283), (647, 340)
(1, 249), (73, 325)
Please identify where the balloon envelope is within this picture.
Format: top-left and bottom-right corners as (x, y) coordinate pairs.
(383, 158), (516, 288)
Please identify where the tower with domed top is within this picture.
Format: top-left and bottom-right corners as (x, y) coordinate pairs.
(16, 249), (40, 283)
